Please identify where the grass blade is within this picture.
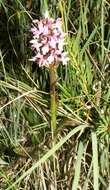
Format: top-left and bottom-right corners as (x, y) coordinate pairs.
(6, 124), (88, 190)
(82, 161), (93, 190)
(91, 131), (99, 190)
(72, 140), (84, 190)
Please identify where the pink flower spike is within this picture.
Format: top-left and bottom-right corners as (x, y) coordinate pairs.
(29, 17), (69, 67)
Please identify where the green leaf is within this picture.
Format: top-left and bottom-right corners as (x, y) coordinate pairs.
(72, 141), (84, 190)
(0, 158), (9, 165)
(91, 131), (99, 190)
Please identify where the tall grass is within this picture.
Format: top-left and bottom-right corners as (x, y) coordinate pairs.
(0, 0), (110, 189)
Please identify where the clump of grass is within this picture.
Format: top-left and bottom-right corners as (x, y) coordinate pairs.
(0, 0), (110, 189)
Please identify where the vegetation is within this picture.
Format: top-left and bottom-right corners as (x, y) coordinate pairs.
(0, 0), (110, 189)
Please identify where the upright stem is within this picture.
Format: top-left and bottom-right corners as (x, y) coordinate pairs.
(50, 64), (57, 132)
(50, 64), (57, 189)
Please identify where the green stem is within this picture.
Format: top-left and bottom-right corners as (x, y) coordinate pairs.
(50, 64), (57, 132)
(50, 64), (57, 188)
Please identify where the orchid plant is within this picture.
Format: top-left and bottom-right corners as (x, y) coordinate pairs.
(30, 15), (69, 134)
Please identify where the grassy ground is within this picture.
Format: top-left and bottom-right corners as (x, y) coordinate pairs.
(0, 0), (110, 189)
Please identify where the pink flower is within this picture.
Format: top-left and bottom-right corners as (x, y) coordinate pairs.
(47, 54), (54, 64)
(61, 52), (70, 65)
(49, 37), (56, 49)
(29, 17), (69, 67)
(42, 45), (49, 55)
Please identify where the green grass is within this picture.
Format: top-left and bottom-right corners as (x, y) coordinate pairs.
(0, 0), (110, 189)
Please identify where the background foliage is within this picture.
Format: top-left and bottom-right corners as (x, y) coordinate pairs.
(0, 0), (110, 189)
